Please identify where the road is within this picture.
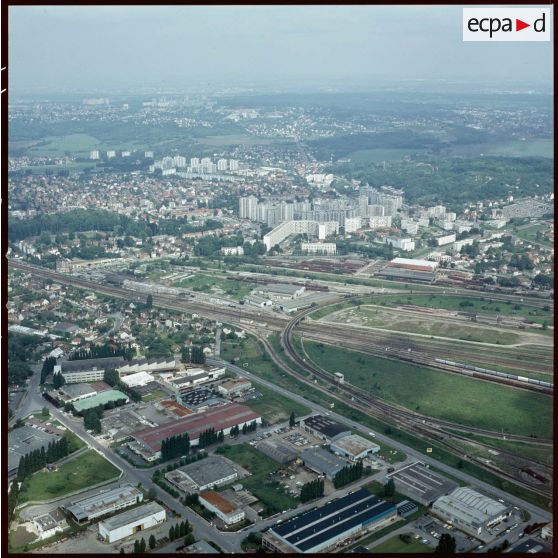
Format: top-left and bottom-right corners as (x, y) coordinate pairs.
(209, 357), (552, 524)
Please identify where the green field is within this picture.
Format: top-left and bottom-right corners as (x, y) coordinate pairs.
(300, 339), (553, 438)
(198, 134), (279, 146)
(174, 274), (254, 301)
(371, 535), (433, 554)
(19, 450), (120, 503)
(449, 138), (554, 159)
(349, 148), (427, 163)
(336, 305), (523, 345)
(514, 224), (553, 249)
(243, 382), (311, 424)
(216, 443), (298, 516)
(28, 133), (101, 156)
(312, 293), (553, 325)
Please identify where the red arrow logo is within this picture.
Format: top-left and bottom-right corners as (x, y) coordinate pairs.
(516, 19), (530, 31)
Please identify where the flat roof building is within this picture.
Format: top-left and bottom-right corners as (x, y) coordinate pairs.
(8, 425), (61, 476)
(300, 447), (350, 480)
(263, 489), (397, 553)
(330, 434), (380, 461)
(120, 371), (155, 388)
(165, 456), (239, 491)
(57, 383), (98, 404)
(98, 502), (166, 543)
(72, 390), (129, 413)
(302, 415), (351, 442)
(199, 491), (245, 526)
(432, 487), (512, 541)
(256, 440), (298, 465)
(55, 357), (126, 384)
(218, 379), (252, 398)
(65, 484), (144, 523)
(387, 462), (458, 506)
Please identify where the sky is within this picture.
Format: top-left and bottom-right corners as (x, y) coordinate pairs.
(8, 5), (554, 93)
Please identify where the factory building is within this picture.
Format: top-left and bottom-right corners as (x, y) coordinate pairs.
(120, 371), (155, 388)
(199, 491), (245, 525)
(98, 502), (166, 543)
(72, 390), (129, 413)
(302, 415), (351, 442)
(386, 462), (458, 506)
(262, 489), (397, 553)
(130, 403), (261, 461)
(330, 434), (380, 461)
(300, 447), (350, 480)
(377, 257), (438, 283)
(256, 283), (305, 301)
(54, 357), (126, 384)
(432, 487), (512, 540)
(256, 440), (298, 465)
(165, 456), (239, 491)
(117, 357), (178, 376)
(65, 484), (144, 524)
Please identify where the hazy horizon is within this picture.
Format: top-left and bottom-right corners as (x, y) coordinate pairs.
(9, 5), (554, 94)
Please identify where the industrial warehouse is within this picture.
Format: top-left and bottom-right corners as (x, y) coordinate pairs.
(129, 403), (262, 461)
(301, 415), (351, 442)
(330, 434), (380, 461)
(262, 489), (397, 553)
(386, 461), (458, 506)
(164, 455), (246, 491)
(377, 257), (438, 282)
(65, 484), (144, 523)
(98, 502), (166, 543)
(432, 487), (512, 541)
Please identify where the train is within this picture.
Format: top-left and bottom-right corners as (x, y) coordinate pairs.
(434, 359), (553, 389)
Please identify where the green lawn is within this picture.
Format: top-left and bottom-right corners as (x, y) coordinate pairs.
(174, 274), (254, 301)
(301, 340), (553, 438)
(216, 444), (298, 516)
(19, 450), (120, 503)
(198, 134), (280, 146)
(28, 133), (101, 156)
(371, 535), (433, 553)
(514, 224), (553, 249)
(142, 389), (167, 402)
(243, 382), (311, 425)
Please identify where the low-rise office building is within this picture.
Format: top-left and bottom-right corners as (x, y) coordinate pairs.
(55, 357), (126, 384)
(65, 484), (144, 523)
(199, 491), (245, 525)
(217, 379), (252, 398)
(165, 456), (239, 491)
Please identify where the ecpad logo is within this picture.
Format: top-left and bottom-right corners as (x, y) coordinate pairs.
(463, 8), (551, 41)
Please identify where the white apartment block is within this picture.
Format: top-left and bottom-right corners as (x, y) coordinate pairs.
(301, 242), (337, 255)
(369, 216), (393, 229)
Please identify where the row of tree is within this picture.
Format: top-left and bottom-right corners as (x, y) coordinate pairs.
(168, 520), (192, 541)
(104, 369), (142, 403)
(181, 345), (206, 365)
(52, 371), (66, 389)
(198, 427), (224, 449)
(17, 436), (70, 481)
(161, 433), (191, 462)
(300, 478), (325, 503)
(69, 342), (134, 361)
(40, 356), (57, 385)
(333, 460), (364, 488)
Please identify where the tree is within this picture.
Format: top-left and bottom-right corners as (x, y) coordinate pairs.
(169, 525), (175, 541)
(148, 535), (156, 549)
(133, 540), (140, 554)
(289, 411), (296, 428)
(435, 534), (456, 554)
(146, 294), (153, 309)
(41, 407), (50, 418)
(190, 345), (205, 365)
(139, 538), (146, 553)
(383, 479), (395, 498)
(52, 372), (66, 389)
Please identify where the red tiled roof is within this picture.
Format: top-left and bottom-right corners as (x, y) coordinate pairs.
(131, 403), (260, 451)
